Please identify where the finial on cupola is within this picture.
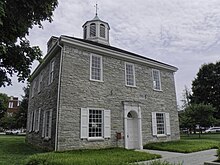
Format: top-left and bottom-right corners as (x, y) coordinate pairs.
(82, 3), (110, 45)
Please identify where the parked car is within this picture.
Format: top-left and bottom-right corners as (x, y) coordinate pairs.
(5, 129), (21, 135)
(204, 127), (220, 133)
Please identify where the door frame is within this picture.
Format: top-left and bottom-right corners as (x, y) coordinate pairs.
(123, 101), (143, 149)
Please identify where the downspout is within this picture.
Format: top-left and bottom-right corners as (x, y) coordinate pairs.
(55, 41), (63, 151)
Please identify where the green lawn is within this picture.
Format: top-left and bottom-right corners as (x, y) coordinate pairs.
(0, 135), (160, 165)
(144, 133), (220, 153)
(0, 135), (45, 165)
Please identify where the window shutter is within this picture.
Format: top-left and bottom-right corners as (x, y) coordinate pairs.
(42, 111), (46, 137)
(48, 110), (52, 138)
(152, 112), (157, 136)
(37, 108), (41, 132)
(104, 110), (111, 138)
(165, 113), (171, 135)
(81, 108), (88, 139)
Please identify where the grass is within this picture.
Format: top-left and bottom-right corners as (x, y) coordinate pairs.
(144, 133), (220, 153)
(0, 135), (45, 165)
(25, 148), (160, 165)
(0, 135), (160, 165)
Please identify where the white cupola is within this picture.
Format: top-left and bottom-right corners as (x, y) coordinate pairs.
(82, 12), (110, 45)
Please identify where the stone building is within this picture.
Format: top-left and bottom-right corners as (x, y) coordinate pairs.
(26, 14), (180, 151)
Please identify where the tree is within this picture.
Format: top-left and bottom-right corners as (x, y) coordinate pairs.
(0, 0), (58, 87)
(0, 93), (8, 120)
(15, 86), (29, 129)
(180, 103), (217, 137)
(191, 61), (220, 120)
(180, 85), (191, 110)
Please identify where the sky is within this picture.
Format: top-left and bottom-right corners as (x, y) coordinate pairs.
(1, 0), (220, 107)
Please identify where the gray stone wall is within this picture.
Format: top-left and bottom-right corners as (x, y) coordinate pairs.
(26, 52), (61, 150)
(57, 44), (180, 151)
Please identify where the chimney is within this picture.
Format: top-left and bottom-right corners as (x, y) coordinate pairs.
(47, 36), (58, 52)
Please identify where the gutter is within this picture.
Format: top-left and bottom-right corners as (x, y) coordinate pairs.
(55, 41), (63, 151)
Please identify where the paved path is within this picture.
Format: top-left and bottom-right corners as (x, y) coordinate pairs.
(137, 149), (218, 165)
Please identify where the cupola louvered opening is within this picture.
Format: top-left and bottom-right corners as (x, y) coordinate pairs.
(100, 24), (105, 38)
(84, 26), (87, 39)
(90, 23), (96, 37)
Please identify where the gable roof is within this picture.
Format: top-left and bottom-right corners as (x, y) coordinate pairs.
(30, 35), (178, 82)
(62, 35), (178, 71)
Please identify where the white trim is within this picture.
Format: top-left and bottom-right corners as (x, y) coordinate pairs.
(152, 69), (162, 91)
(48, 59), (55, 85)
(90, 54), (103, 82)
(61, 36), (178, 72)
(55, 44), (63, 151)
(123, 102), (142, 149)
(125, 62), (136, 87)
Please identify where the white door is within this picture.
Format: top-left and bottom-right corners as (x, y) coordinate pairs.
(127, 117), (139, 149)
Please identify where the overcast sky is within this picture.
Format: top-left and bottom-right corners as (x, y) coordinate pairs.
(1, 0), (220, 107)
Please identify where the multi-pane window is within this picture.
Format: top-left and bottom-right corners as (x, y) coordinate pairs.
(125, 63), (135, 86)
(42, 110), (52, 138)
(90, 23), (96, 37)
(152, 112), (171, 136)
(49, 60), (55, 84)
(100, 24), (105, 38)
(89, 109), (103, 138)
(34, 108), (41, 132)
(29, 111), (35, 132)
(90, 54), (103, 81)
(152, 69), (161, 90)
(81, 108), (111, 139)
(156, 113), (165, 135)
(38, 72), (43, 93)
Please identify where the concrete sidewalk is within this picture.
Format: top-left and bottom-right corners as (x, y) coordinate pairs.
(138, 149), (218, 165)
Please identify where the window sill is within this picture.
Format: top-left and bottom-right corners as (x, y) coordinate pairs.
(43, 137), (51, 141)
(87, 137), (104, 141)
(90, 79), (104, 83)
(156, 134), (167, 137)
(153, 89), (163, 92)
(125, 84), (137, 88)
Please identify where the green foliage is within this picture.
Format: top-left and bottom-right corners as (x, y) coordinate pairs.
(0, 113), (17, 129)
(0, 135), (45, 165)
(25, 148), (160, 165)
(191, 61), (220, 120)
(0, 0), (58, 87)
(15, 86), (29, 128)
(179, 103), (217, 134)
(144, 134), (220, 153)
(0, 93), (8, 120)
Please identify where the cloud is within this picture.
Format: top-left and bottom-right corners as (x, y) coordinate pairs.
(1, 0), (220, 106)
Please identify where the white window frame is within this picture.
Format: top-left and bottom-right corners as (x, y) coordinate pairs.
(29, 111), (35, 132)
(48, 59), (55, 85)
(8, 102), (13, 108)
(152, 69), (162, 91)
(42, 109), (52, 139)
(34, 108), (41, 132)
(152, 112), (171, 137)
(125, 62), (136, 87)
(38, 72), (43, 93)
(90, 54), (103, 82)
(80, 108), (111, 140)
